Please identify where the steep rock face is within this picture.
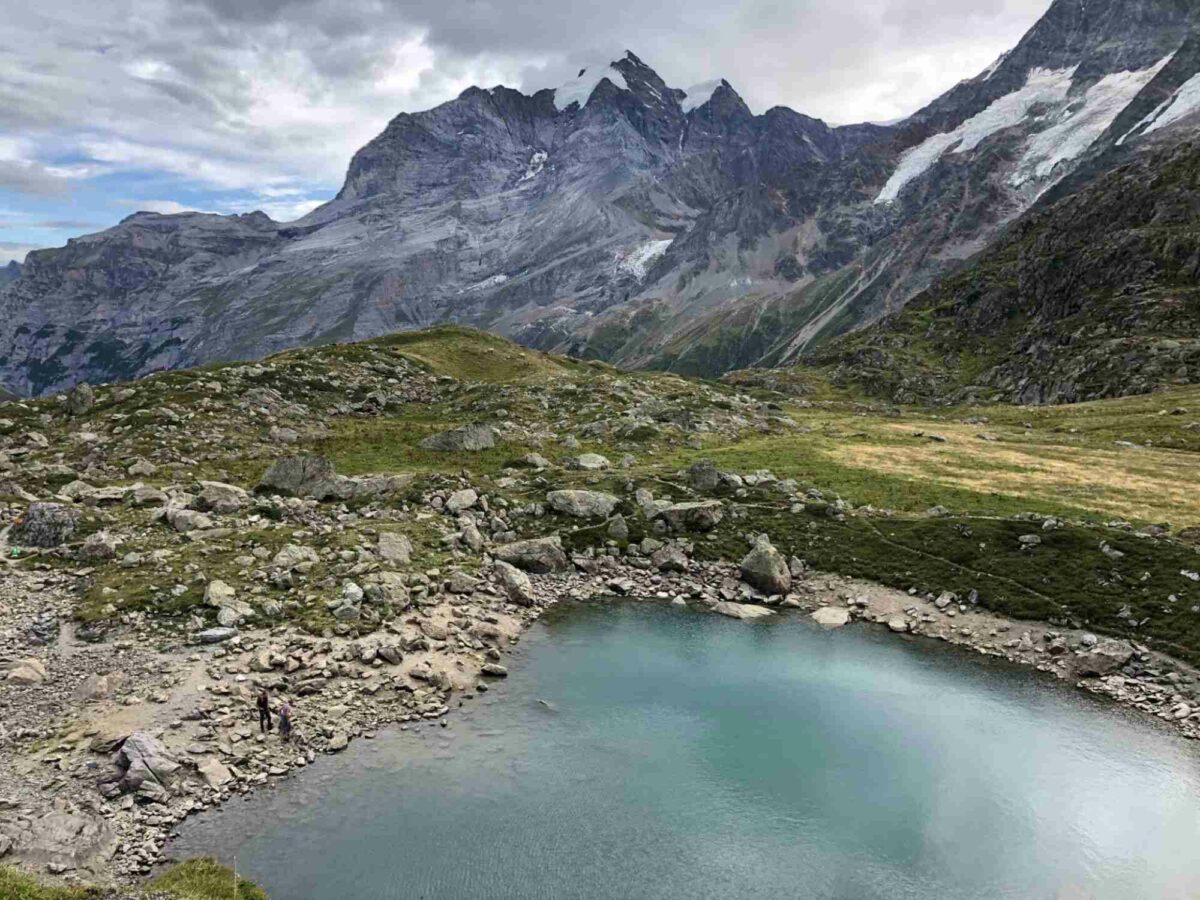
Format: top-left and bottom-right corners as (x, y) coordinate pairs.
(4, 1), (1200, 395)
(0, 261), (19, 287)
(809, 138), (1200, 405)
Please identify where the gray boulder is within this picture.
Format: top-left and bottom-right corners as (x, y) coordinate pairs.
(546, 489), (618, 518)
(194, 480), (250, 514)
(377, 532), (413, 565)
(740, 535), (792, 595)
(688, 458), (721, 491)
(714, 601), (775, 621)
(257, 454), (349, 500)
(1071, 640), (1134, 677)
(12, 503), (81, 548)
(655, 500), (724, 533)
(98, 732), (180, 801)
(565, 453), (610, 471)
(496, 535), (569, 574)
(495, 560), (536, 606)
(420, 424), (497, 452)
(65, 382), (95, 416)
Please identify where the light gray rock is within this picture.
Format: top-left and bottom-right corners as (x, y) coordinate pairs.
(546, 489), (618, 518)
(194, 480), (250, 514)
(811, 607), (851, 628)
(196, 627), (238, 644)
(655, 500), (724, 533)
(713, 601), (774, 621)
(566, 453), (610, 471)
(420, 424), (497, 452)
(495, 560), (535, 606)
(688, 458), (721, 491)
(496, 535), (569, 574)
(377, 532), (413, 564)
(739, 535), (792, 595)
(446, 488), (479, 514)
(6, 657), (47, 685)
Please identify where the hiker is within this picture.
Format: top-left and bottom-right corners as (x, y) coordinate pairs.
(257, 689), (273, 733)
(279, 701), (293, 743)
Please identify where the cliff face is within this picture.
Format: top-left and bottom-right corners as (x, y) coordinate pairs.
(5, 1), (1200, 396)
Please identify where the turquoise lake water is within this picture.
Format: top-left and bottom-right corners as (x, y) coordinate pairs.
(171, 601), (1200, 899)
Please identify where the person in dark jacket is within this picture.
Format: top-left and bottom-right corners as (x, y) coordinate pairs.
(257, 689), (273, 733)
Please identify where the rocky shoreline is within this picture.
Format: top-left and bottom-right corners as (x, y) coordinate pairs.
(3, 540), (1199, 891)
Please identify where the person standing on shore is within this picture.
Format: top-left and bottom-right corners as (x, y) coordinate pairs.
(257, 689), (273, 733)
(279, 701), (293, 743)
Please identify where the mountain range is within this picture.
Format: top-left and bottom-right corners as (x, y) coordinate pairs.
(3, 0), (1200, 398)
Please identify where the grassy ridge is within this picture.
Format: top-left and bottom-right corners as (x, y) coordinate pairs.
(0, 860), (267, 900)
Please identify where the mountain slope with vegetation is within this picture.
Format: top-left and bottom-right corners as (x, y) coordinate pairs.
(808, 138), (1200, 405)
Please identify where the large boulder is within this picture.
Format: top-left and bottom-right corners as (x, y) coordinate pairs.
(1071, 640), (1134, 677)
(688, 459), (721, 491)
(164, 506), (214, 533)
(194, 480), (250, 514)
(257, 454), (348, 500)
(565, 453), (610, 471)
(495, 535), (569, 574)
(1, 802), (117, 875)
(65, 382), (95, 416)
(377, 532), (413, 565)
(546, 490), (618, 519)
(445, 488), (479, 514)
(97, 732), (180, 802)
(494, 560), (536, 606)
(12, 503), (81, 548)
(655, 500), (724, 533)
(6, 657), (47, 685)
(739, 535), (792, 595)
(420, 424), (497, 452)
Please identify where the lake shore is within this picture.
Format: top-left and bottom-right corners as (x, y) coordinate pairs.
(2, 553), (1199, 890)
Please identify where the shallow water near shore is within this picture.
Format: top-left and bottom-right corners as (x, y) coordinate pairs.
(171, 602), (1200, 899)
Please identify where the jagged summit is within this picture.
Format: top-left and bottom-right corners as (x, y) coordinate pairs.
(5, 0), (1200, 397)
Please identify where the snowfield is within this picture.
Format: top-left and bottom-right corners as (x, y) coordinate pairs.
(618, 239), (672, 280)
(876, 66), (1078, 203)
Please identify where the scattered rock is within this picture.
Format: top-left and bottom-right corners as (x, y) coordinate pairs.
(546, 489), (618, 518)
(420, 424), (497, 452)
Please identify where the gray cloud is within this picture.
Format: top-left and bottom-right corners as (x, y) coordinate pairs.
(0, 0), (1052, 205)
(0, 160), (72, 196)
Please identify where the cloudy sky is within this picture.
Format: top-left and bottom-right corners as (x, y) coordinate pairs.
(0, 0), (1051, 264)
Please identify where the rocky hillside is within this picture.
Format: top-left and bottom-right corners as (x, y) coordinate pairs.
(807, 138), (1200, 405)
(2, 326), (1200, 887)
(6, 0), (1200, 395)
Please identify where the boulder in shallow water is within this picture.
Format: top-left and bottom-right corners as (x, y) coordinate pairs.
(811, 607), (851, 628)
(713, 601), (774, 621)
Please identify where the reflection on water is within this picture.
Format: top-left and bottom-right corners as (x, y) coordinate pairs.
(172, 602), (1200, 900)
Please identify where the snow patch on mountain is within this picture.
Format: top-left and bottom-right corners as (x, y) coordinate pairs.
(553, 62), (630, 111)
(460, 274), (509, 294)
(682, 80), (723, 113)
(619, 239), (672, 280)
(1013, 55), (1173, 185)
(876, 66), (1078, 203)
(520, 150), (548, 182)
(1143, 71), (1200, 135)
